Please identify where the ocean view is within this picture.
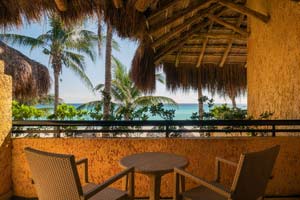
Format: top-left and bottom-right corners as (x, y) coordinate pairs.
(37, 103), (247, 120)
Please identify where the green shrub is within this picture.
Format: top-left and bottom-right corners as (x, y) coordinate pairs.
(12, 101), (45, 120)
(48, 104), (87, 120)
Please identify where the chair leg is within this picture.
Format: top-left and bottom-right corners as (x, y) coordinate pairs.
(128, 172), (135, 200)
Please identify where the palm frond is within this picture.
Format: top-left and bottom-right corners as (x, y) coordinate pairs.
(0, 34), (45, 50)
(63, 51), (86, 71)
(156, 73), (165, 84)
(135, 96), (177, 107)
(62, 58), (94, 91)
(94, 83), (104, 92)
(77, 100), (103, 110)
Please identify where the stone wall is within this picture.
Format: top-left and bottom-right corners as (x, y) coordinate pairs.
(247, 0), (300, 118)
(12, 137), (300, 198)
(0, 60), (12, 199)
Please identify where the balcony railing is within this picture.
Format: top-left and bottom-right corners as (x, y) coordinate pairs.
(12, 120), (300, 138)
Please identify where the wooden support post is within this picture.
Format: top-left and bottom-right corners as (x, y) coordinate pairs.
(219, 0), (270, 23)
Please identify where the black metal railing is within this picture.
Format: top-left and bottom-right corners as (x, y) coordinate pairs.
(12, 120), (300, 138)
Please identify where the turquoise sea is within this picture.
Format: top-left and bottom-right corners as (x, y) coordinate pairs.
(38, 103), (247, 120)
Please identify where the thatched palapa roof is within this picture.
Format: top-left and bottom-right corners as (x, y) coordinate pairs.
(0, 41), (51, 101)
(0, 0), (270, 97)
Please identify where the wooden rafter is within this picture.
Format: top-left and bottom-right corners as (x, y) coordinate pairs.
(149, 0), (217, 35)
(164, 54), (246, 64)
(113, 0), (123, 8)
(183, 44), (247, 51)
(175, 50), (182, 67)
(219, 41), (233, 67)
(54, 0), (67, 11)
(135, 0), (152, 12)
(194, 7), (229, 68)
(195, 33), (248, 40)
(147, 0), (182, 21)
(151, 13), (204, 49)
(154, 20), (212, 65)
(219, 14), (244, 67)
(151, 4), (221, 49)
(208, 15), (248, 36)
(219, 0), (270, 23)
(196, 23), (214, 68)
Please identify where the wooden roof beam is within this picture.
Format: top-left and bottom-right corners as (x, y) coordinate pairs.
(154, 20), (211, 65)
(219, 14), (245, 67)
(196, 23), (214, 68)
(151, 4), (222, 49)
(113, 0), (123, 8)
(147, 0), (182, 21)
(195, 33), (248, 40)
(149, 0), (217, 35)
(194, 7), (228, 68)
(218, 0), (270, 23)
(207, 15), (248, 36)
(54, 0), (67, 11)
(135, 0), (153, 12)
(151, 13), (205, 49)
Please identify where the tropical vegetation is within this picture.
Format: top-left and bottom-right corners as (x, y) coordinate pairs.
(0, 16), (98, 113)
(80, 58), (177, 120)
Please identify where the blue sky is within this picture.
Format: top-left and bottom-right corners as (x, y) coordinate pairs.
(3, 19), (246, 104)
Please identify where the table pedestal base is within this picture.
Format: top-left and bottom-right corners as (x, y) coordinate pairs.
(148, 174), (162, 200)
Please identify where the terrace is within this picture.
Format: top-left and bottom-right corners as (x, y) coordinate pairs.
(1, 0), (300, 200)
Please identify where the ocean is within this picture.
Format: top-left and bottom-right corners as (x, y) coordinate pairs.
(38, 103), (247, 120)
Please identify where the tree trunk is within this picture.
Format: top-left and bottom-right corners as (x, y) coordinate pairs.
(198, 84), (204, 120)
(52, 54), (62, 115)
(54, 69), (59, 114)
(103, 23), (113, 120)
(231, 95), (237, 108)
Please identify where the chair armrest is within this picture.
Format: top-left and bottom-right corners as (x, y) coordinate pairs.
(83, 167), (134, 200)
(76, 158), (89, 183)
(215, 157), (238, 182)
(216, 157), (238, 167)
(174, 168), (231, 198)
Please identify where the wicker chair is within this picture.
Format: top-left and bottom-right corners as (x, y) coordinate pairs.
(25, 147), (134, 200)
(174, 145), (280, 200)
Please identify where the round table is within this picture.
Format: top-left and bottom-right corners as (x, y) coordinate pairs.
(120, 152), (188, 200)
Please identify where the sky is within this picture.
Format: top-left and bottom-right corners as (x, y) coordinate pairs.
(3, 19), (247, 104)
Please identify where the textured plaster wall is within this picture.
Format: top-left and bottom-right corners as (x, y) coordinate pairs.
(0, 60), (12, 199)
(247, 0), (300, 118)
(12, 137), (300, 198)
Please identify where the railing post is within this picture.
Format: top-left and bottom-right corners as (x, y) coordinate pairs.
(166, 125), (170, 138)
(272, 125), (276, 137)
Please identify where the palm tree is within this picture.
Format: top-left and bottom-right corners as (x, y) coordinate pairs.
(0, 16), (97, 113)
(198, 85), (204, 120)
(103, 22), (113, 120)
(90, 58), (177, 120)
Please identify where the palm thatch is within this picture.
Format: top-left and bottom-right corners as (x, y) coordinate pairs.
(0, 0), (261, 98)
(0, 41), (51, 102)
(163, 63), (246, 98)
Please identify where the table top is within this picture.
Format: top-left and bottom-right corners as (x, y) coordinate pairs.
(120, 152), (188, 174)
